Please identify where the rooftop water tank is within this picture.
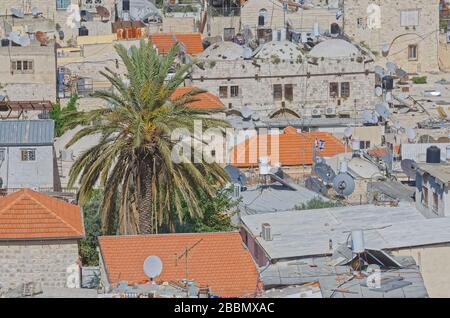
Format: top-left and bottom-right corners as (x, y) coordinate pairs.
(426, 146), (441, 164)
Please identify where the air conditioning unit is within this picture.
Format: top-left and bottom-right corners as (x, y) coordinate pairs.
(311, 108), (322, 117)
(261, 223), (272, 241)
(61, 149), (74, 162)
(325, 107), (336, 116)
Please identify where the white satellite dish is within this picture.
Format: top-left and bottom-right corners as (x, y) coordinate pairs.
(344, 127), (352, 138)
(241, 106), (254, 119)
(386, 62), (397, 72)
(18, 36), (30, 47)
(394, 120), (402, 130)
(406, 128), (416, 142)
(11, 8), (24, 18)
(362, 110), (379, 124)
(374, 66), (386, 78)
(397, 93), (410, 101)
(242, 46), (252, 59)
(143, 255), (163, 279)
(375, 86), (383, 97)
(375, 102), (390, 119)
(31, 7), (41, 17)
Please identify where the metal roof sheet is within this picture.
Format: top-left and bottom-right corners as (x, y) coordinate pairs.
(0, 120), (54, 146)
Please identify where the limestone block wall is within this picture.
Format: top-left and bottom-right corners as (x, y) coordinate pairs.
(343, 0), (440, 73)
(0, 240), (81, 290)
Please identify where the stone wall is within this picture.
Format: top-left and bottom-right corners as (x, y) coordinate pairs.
(190, 54), (378, 118)
(343, 0), (440, 73)
(0, 240), (81, 290)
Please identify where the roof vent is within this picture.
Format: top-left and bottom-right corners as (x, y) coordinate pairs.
(261, 223), (272, 241)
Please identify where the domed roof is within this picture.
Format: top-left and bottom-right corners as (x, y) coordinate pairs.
(198, 41), (245, 60)
(255, 40), (304, 61)
(309, 39), (360, 59)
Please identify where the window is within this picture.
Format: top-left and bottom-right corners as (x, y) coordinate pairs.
(223, 28), (235, 41)
(273, 84), (283, 101)
(11, 60), (34, 73)
(360, 141), (371, 150)
(408, 45), (418, 60)
(357, 18), (366, 29)
(254, 241), (259, 259)
(401, 10), (419, 27)
(56, 0), (71, 10)
(21, 149), (36, 161)
(219, 86), (228, 98)
(329, 82), (339, 98)
(284, 84), (294, 102)
(0, 149), (5, 161)
(230, 86), (239, 98)
(341, 82), (350, 98)
(258, 9), (268, 26)
(422, 187), (428, 207)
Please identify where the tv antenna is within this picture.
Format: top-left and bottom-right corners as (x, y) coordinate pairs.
(176, 239), (203, 282)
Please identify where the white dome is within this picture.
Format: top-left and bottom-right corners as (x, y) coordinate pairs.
(309, 39), (360, 59)
(255, 40), (304, 61)
(198, 41), (245, 60)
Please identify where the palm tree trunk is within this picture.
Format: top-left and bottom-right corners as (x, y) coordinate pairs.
(138, 160), (153, 234)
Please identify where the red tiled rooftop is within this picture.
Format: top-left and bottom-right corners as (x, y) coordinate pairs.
(230, 126), (347, 167)
(149, 33), (204, 55)
(0, 189), (84, 240)
(171, 87), (225, 110)
(99, 232), (259, 298)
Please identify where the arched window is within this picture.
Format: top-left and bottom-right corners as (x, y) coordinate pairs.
(258, 9), (268, 26)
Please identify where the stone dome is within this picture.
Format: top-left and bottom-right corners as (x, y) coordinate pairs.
(309, 39), (360, 59)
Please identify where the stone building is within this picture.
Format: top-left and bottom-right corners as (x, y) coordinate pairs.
(0, 41), (57, 102)
(189, 38), (378, 121)
(0, 189), (84, 290)
(343, 0), (440, 73)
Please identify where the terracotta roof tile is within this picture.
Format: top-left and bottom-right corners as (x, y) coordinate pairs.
(149, 33), (204, 55)
(171, 87), (225, 110)
(98, 232), (259, 297)
(0, 189), (84, 240)
(230, 127), (347, 167)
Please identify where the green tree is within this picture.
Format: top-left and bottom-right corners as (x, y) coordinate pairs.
(64, 41), (229, 235)
(295, 197), (344, 210)
(79, 190), (102, 266)
(50, 94), (78, 137)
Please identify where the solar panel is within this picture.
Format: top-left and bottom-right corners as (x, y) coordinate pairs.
(365, 248), (403, 268)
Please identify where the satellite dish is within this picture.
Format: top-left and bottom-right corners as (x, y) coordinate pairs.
(251, 113), (260, 121)
(314, 163), (336, 184)
(401, 159), (418, 179)
(386, 62), (397, 72)
(395, 68), (407, 78)
(18, 36), (30, 47)
(362, 110), (378, 125)
(224, 165), (246, 188)
(241, 106), (253, 119)
(333, 173), (355, 197)
(398, 107), (410, 114)
(375, 102), (390, 119)
(375, 86), (383, 97)
(242, 47), (252, 59)
(382, 44), (390, 56)
(11, 8), (24, 18)
(374, 66), (386, 78)
(344, 127), (352, 138)
(96, 6), (110, 19)
(31, 7), (41, 17)
(394, 120), (402, 130)
(35, 31), (49, 46)
(8, 31), (21, 44)
(305, 177), (327, 194)
(143, 256), (163, 279)
(0, 95), (6, 102)
(396, 93), (410, 102)
(406, 128), (416, 142)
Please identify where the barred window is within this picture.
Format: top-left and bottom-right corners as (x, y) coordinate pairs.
(21, 149), (36, 161)
(11, 60), (34, 73)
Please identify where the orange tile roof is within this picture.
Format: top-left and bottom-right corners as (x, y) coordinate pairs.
(149, 33), (204, 55)
(367, 145), (401, 157)
(98, 232), (259, 298)
(171, 87), (225, 110)
(230, 127), (347, 167)
(0, 189), (84, 240)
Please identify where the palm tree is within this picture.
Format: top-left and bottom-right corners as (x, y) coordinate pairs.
(64, 40), (229, 235)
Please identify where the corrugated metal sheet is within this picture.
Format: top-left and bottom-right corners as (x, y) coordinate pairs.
(0, 120), (54, 146)
(401, 143), (450, 162)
